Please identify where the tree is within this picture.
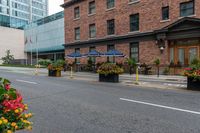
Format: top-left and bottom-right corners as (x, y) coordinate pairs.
(154, 58), (160, 77)
(1, 50), (14, 64)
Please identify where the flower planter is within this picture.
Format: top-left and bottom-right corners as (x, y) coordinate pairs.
(48, 70), (61, 77)
(187, 77), (200, 90)
(99, 74), (119, 83)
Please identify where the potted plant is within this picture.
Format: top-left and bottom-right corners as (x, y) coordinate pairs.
(48, 60), (65, 77)
(126, 58), (137, 75)
(0, 78), (33, 132)
(97, 63), (124, 83)
(183, 58), (200, 90)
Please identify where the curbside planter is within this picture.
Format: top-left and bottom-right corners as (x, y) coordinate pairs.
(99, 74), (119, 83)
(187, 77), (200, 90)
(48, 70), (61, 77)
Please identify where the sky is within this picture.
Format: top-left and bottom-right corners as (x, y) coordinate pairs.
(48, 0), (64, 15)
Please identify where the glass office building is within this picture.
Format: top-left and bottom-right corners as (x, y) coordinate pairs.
(0, 0), (48, 29)
(24, 11), (64, 63)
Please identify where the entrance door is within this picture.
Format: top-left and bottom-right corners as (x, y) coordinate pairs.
(177, 46), (199, 66)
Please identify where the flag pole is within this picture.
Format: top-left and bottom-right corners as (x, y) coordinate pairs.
(36, 35), (38, 65)
(31, 41), (32, 66)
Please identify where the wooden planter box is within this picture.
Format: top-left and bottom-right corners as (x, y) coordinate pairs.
(187, 77), (200, 90)
(99, 74), (119, 83)
(48, 70), (61, 77)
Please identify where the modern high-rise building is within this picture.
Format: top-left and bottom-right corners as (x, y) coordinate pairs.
(0, 0), (48, 29)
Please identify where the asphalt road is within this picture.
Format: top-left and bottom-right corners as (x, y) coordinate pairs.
(0, 71), (200, 133)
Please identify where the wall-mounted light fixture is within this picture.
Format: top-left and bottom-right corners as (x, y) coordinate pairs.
(156, 39), (165, 54)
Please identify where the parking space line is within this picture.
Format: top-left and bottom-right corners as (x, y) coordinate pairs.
(120, 98), (200, 115)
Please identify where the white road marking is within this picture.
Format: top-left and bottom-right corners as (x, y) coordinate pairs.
(16, 79), (37, 85)
(120, 98), (200, 115)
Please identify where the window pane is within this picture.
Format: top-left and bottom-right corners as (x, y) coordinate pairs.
(180, 1), (194, 17)
(75, 27), (80, 40)
(89, 1), (95, 14)
(74, 7), (80, 19)
(107, 44), (115, 63)
(89, 24), (96, 38)
(130, 14), (139, 32)
(178, 48), (185, 65)
(130, 43), (139, 62)
(75, 48), (80, 63)
(107, 0), (115, 9)
(107, 19), (115, 35)
(189, 48), (197, 64)
(162, 6), (169, 20)
(170, 48), (174, 63)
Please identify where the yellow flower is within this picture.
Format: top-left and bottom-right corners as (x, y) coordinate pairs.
(26, 126), (32, 130)
(14, 109), (19, 113)
(0, 120), (2, 125)
(15, 125), (18, 129)
(19, 108), (23, 112)
(7, 130), (12, 133)
(3, 119), (8, 124)
(28, 113), (33, 117)
(24, 106), (28, 110)
(11, 122), (16, 127)
(25, 114), (29, 118)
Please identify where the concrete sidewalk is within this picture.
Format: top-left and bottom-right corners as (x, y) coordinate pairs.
(0, 66), (187, 90)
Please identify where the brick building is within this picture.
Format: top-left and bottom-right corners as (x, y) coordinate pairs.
(62, 0), (200, 73)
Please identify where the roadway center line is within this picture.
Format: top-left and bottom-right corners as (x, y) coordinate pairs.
(16, 79), (38, 85)
(120, 98), (200, 115)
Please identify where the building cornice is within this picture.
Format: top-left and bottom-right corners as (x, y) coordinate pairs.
(64, 31), (155, 48)
(61, 0), (84, 8)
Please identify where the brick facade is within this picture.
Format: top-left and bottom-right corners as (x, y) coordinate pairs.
(63, 0), (200, 72)
(64, 0), (200, 43)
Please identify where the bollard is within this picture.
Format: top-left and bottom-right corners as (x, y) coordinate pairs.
(135, 63), (140, 85)
(35, 64), (40, 76)
(70, 67), (73, 79)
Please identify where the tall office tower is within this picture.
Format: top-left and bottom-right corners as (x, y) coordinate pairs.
(0, 0), (48, 29)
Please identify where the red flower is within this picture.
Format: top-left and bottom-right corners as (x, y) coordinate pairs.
(184, 68), (192, 71)
(5, 84), (11, 91)
(2, 93), (25, 111)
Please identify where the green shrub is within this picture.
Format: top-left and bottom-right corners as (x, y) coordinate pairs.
(38, 59), (52, 67)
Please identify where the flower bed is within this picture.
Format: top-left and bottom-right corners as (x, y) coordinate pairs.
(183, 59), (200, 90)
(46, 60), (65, 77)
(97, 63), (124, 83)
(0, 78), (33, 133)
